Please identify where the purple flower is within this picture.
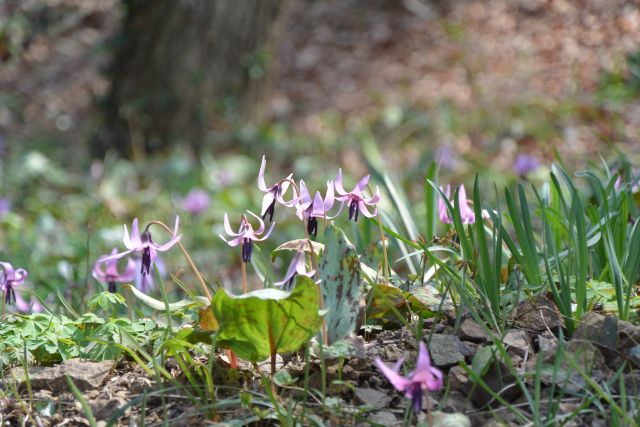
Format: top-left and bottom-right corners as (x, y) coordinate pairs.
(513, 154), (540, 176)
(14, 290), (43, 313)
(275, 243), (315, 290)
(181, 189), (210, 215)
(220, 211), (275, 263)
(0, 198), (10, 219)
(334, 169), (381, 222)
(99, 217), (181, 280)
(435, 145), (456, 171)
(0, 262), (28, 306)
(438, 184), (475, 225)
(258, 155), (298, 222)
(93, 248), (137, 293)
(374, 341), (443, 414)
(295, 180), (336, 237)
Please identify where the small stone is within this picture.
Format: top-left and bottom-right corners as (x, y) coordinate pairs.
(91, 397), (126, 420)
(448, 366), (470, 393)
(459, 319), (489, 343)
(367, 411), (398, 425)
(4, 359), (115, 392)
(503, 329), (533, 358)
(355, 388), (392, 410)
(512, 295), (562, 332)
(537, 331), (559, 356)
(427, 335), (466, 367)
(565, 339), (607, 372)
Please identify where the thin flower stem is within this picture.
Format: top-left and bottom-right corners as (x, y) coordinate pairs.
(304, 220), (328, 346)
(1, 294), (5, 320)
(241, 260), (248, 294)
(377, 211), (389, 284)
(147, 220), (212, 300)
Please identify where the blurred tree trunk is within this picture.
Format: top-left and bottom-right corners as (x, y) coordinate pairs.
(94, 0), (287, 157)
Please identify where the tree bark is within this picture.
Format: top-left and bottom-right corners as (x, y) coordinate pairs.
(94, 0), (287, 157)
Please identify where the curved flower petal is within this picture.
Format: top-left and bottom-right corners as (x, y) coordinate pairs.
(154, 233), (182, 251)
(261, 191), (276, 218)
(253, 221), (275, 242)
(353, 174), (371, 196)
(374, 357), (411, 393)
(223, 213), (241, 236)
(334, 169), (347, 196)
(364, 186), (381, 204)
(98, 248), (135, 264)
(323, 181), (335, 212)
(247, 210), (266, 234)
(357, 200), (378, 218)
(258, 155), (269, 191)
(123, 218), (142, 249)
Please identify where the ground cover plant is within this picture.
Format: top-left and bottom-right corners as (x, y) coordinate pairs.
(2, 145), (640, 426)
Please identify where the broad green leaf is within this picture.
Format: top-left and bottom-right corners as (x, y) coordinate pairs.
(212, 275), (323, 361)
(319, 225), (361, 344)
(272, 239), (325, 262)
(122, 284), (210, 311)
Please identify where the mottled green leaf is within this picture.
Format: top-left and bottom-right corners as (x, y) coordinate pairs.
(319, 225), (361, 344)
(212, 275), (323, 361)
(122, 284), (210, 311)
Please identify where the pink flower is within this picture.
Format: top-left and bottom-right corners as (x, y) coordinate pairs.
(181, 189), (210, 215)
(99, 217), (181, 281)
(93, 248), (137, 293)
(438, 184), (475, 225)
(0, 262), (28, 306)
(275, 243), (315, 290)
(258, 155), (298, 222)
(295, 180), (336, 237)
(220, 211), (275, 263)
(334, 169), (381, 221)
(374, 341), (443, 414)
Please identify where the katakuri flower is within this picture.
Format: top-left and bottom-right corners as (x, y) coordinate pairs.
(438, 184), (475, 224)
(275, 243), (315, 290)
(258, 155), (298, 222)
(295, 180), (335, 237)
(99, 217), (181, 279)
(93, 248), (137, 293)
(0, 262), (28, 306)
(220, 211), (275, 263)
(513, 153), (540, 176)
(181, 188), (210, 215)
(374, 341), (443, 414)
(334, 168), (381, 222)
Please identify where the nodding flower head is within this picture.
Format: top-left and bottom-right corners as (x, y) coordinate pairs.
(513, 153), (541, 177)
(99, 217), (182, 282)
(220, 210), (275, 263)
(374, 341), (443, 414)
(0, 262), (28, 306)
(275, 243), (315, 291)
(295, 180), (336, 237)
(258, 155), (298, 222)
(93, 248), (137, 293)
(334, 169), (381, 222)
(438, 184), (475, 225)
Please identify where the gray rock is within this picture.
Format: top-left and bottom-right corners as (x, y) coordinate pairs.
(459, 319), (489, 343)
(5, 359), (115, 392)
(91, 397), (127, 421)
(512, 295), (563, 332)
(367, 411), (398, 425)
(537, 331), (559, 360)
(503, 329), (533, 358)
(355, 387), (392, 410)
(427, 335), (466, 367)
(448, 366), (470, 393)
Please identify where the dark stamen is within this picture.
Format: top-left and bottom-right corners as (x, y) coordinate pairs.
(108, 281), (117, 293)
(262, 199), (276, 222)
(410, 383), (423, 414)
(307, 217), (318, 237)
(140, 231), (153, 276)
(285, 273), (297, 291)
(349, 200), (359, 222)
(4, 282), (15, 305)
(242, 238), (253, 263)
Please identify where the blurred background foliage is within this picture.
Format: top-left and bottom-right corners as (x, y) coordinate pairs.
(0, 0), (639, 311)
